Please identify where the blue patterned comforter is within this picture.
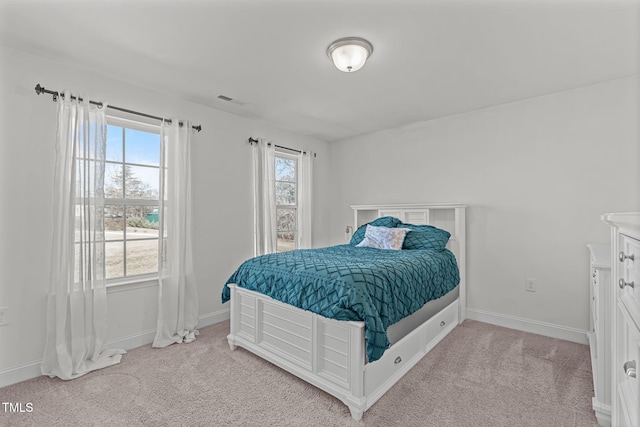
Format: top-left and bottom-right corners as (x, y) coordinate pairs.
(222, 245), (459, 362)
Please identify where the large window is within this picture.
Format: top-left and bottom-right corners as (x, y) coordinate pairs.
(104, 117), (161, 281)
(275, 152), (297, 252)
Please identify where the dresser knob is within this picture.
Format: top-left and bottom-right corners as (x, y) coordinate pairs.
(394, 356), (402, 365)
(440, 321), (445, 327)
(619, 251), (635, 262)
(623, 360), (637, 379)
(619, 278), (635, 289)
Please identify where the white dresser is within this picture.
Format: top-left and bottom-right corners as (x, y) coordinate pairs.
(588, 243), (612, 426)
(603, 213), (640, 427)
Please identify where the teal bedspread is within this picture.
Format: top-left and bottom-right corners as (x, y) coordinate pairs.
(222, 245), (459, 362)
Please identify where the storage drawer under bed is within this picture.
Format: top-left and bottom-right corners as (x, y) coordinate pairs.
(364, 300), (458, 396)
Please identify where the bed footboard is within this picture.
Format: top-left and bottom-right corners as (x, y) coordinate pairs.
(227, 283), (367, 418)
(227, 283), (459, 420)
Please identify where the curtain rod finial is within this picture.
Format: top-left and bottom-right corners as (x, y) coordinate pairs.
(35, 84), (44, 95)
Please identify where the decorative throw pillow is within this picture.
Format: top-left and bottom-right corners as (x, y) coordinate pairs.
(400, 224), (451, 250)
(350, 216), (402, 245)
(356, 225), (410, 250)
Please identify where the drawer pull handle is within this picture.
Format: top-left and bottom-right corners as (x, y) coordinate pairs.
(619, 251), (635, 262)
(394, 356), (402, 365)
(440, 321), (446, 327)
(618, 278), (635, 289)
(623, 361), (636, 379)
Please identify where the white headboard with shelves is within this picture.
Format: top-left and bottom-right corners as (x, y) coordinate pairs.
(351, 203), (467, 320)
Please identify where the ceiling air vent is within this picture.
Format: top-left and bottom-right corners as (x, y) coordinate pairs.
(216, 94), (246, 106)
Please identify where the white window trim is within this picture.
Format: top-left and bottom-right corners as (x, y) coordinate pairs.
(106, 275), (159, 292)
(107, 115), (161, 134)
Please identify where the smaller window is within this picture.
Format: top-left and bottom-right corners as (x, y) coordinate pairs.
(275, 153), (298, 252)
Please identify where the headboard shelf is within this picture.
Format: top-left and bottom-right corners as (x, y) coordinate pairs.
(351, 203), (466, 241)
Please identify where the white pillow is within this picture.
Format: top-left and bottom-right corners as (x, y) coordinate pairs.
(356, 225), (410, 250)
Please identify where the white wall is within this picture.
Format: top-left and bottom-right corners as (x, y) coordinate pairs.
(328, 76), (639, 332)
(0, 45), (331, 385)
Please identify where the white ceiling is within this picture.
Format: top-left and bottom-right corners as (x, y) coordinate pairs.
(1, 0), (638, 142)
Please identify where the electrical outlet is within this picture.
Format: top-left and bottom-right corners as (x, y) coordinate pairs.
(525, 278), (536, 292)
(0, 307), (7, 326)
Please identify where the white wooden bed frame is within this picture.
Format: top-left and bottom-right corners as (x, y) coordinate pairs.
(227, 204), (466, 420)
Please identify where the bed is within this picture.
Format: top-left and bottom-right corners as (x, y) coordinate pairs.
(223, 204), (466, 420)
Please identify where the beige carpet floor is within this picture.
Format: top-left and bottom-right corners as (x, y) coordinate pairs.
(0, 320), (598, 427)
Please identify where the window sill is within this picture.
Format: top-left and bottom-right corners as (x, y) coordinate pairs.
(106, 276), (159, 294)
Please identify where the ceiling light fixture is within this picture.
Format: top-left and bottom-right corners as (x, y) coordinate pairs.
(326, 37), (373, 73)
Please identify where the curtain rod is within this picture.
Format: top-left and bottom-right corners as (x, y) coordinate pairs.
(35, 84), (202, 132)
(248, 137), (306, 155)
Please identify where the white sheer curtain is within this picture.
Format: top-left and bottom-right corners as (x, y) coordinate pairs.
(153, 120), (199, 348)
(297, 151), (313, 249)
(42, 91), (125, 380)
(252, 138), (277, 256)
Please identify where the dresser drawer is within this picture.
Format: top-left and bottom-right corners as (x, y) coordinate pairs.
(616, 305), (639, 427)
(620, 234), (640, 310)
(620, 234), (640, 274)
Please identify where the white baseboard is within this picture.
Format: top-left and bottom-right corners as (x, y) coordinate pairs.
(197, 307), (231, 328)
(0, 308), (230, 388)
(103, 307), (230, 350)
(0, 360), (42, 389)
(105, 328), (157, 351)
(466, 308), (589, 345)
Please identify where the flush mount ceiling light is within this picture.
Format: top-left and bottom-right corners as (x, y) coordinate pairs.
(326, 37), (373, 73)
